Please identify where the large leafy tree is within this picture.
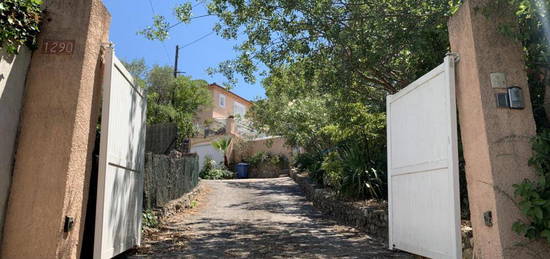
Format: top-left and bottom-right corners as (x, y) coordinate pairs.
(511, 0), (550, 128)
(142, 0), (458, 95)
(247, 63), (387, 199)
(248, 62), (385, 152)
(207, 0), (459, 95)
(123, 60), (212, 139)
(247, 63), (333, 151)
(141, 0), (550, 126)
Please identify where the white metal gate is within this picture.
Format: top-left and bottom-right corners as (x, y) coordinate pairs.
(387, 56), (461, 259)
(94, 46), (147, 259)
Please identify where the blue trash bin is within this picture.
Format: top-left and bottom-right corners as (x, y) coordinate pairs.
(236, 163), (249, 179)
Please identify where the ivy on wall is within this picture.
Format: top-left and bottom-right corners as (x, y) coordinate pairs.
(513, 130), (550, 242)
(0, 0), (42, 54)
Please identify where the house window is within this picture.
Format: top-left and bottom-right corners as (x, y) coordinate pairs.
(219, 94), (226, 108)
(233, 102), (246, 117)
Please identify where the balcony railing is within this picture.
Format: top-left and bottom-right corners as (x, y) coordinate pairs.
(194, 117), (268, 140)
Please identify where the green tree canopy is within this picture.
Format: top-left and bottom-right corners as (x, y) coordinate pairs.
(208, 0), (459, 94)
(247, 62), (385, 152)
(123, 60), (212, 139)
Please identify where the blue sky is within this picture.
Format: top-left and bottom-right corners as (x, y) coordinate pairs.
(102, 0), (266, 101)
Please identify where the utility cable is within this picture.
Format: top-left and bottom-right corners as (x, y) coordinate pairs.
(180, 31), (216, 49)
(146, 0), (172, 64)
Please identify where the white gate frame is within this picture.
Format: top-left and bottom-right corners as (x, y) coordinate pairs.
(94, 45), (147, 259)
(387, 55), (461, 259)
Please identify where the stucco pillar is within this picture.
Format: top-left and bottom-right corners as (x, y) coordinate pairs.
(0, 0), (110, 258)
(449, 0), (550, 258)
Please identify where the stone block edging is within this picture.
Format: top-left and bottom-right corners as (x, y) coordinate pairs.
(290, 169), (475, 258)
(156, 181), (204, 220)
(289, 169), (389, 240)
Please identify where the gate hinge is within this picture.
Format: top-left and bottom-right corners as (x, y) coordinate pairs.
(446, 52), (460, 63)
(100, 42), (114, 64)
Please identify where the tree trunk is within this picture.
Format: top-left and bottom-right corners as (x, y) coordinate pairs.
(545, 83), (550, 124)
(224, 154), (228, 168)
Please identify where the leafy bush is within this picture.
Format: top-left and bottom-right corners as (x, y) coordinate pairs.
(294, 151), (325, 182)
(337, 142), (386, 200)
(0, 0), (42, 54)
(201, 168), (234, 180)
(200, 156), (234, 180)
(212, 138), (232, 167)
(122, 61), (212, 141)
(321, 151), (344, 190)
(248, 152), (287, 168)
(320, 142), (386, 200)
(142, 209), (159, 228)
(513, 130), (550, 242)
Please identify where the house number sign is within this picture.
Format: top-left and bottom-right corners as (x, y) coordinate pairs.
(41, 40), (75, 55)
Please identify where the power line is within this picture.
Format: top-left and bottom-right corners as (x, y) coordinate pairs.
(146, 0), (156, 15)
(173, 31), (216, 77)
(168, 14), (214, 30)
(192, 1), (204, 8)
(146, 0), (171, 64)
(167, 1), (209, 30)
(161, 43), (172, 64)
(180, 31), (215, 49)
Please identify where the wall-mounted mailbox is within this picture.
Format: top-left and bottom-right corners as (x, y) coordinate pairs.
(496, 93), (509, 108)
(496, 86), (524, 110)
(507, 86), (524, 109)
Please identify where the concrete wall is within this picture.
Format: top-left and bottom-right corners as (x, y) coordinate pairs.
(0, 47), (32, 244)
(190, 141), (225, 172)
(0, 0), (111, 258)
(231, 136), (292, 163)
(143, 153), (199, 209)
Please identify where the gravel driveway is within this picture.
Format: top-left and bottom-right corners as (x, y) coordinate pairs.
(131, 177), (411, 258)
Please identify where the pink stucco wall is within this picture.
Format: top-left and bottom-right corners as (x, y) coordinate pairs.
(0, 0), (111, 258)
(231, 136), (293, 163)
(449, 0), (550, 257)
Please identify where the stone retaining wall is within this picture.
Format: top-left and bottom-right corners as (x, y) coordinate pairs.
(144, 152), (200, 209)
(289, 169), (389, 240)
(290, 169), (475, 258)
(155, 181), (204, 219)
(249, 163), (283, 178)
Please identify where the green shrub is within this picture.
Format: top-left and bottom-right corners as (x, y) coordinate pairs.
(248, 152), (287, 168)
(337, 142), (386, 200)
(294, 151), (325, 182)
(142, 209), (159, 228)
(201, 156), (216, 173)
(0, 0), (42, 54)
(319, 142), (386, 200)
(513, 130), (550, 242)
(321, 151), (344, 190)
(200, 156), (234, 180)
(200, 168), (234, 180)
